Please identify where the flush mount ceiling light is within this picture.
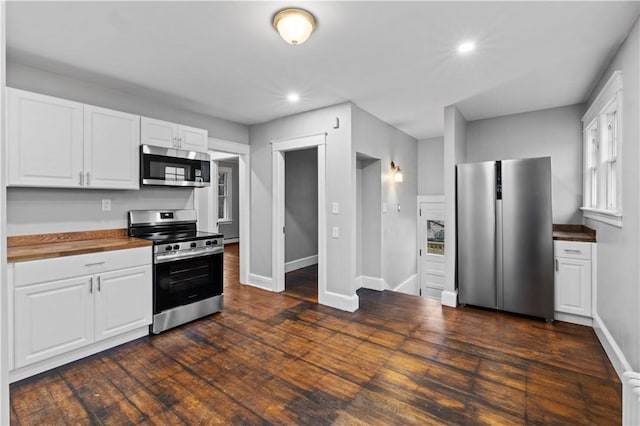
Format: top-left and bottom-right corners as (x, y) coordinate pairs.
(273, 8), (317, 45)
(457, 40), (476, 54)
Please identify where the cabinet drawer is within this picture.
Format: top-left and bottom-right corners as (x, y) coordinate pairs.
(554, 241), (591, 260)
(14, 247), (151, 287)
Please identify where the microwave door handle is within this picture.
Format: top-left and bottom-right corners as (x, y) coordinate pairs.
(79, 171), (84, 186)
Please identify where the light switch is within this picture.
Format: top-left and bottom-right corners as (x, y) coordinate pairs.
(382, 203), (388, 213)
(332, 226), (339, 238)
(102, 199), (112, 212)
(332, 202), (340, 214)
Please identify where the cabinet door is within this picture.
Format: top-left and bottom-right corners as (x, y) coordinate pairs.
(555, 257), (592, 317)
(14, 276), (94, 368)
(7, 88), (84, 188)
(94, 265), (152, 341)
(179, 125), (208, 153)
(84, 105), (140, 189)
(140, 117), (177, 149)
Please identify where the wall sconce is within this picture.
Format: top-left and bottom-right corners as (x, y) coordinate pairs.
(391, 161), (403, 183)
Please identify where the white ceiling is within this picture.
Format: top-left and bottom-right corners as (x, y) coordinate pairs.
(6, 1), (639, 139)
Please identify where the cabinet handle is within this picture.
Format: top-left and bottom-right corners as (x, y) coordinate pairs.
(79, 171), (84, 186)
(564, 249), (581, 254)
(179, 137), (183, 147)
(89, 277), (93, 294)
(555, 259), (559, 271)
(97, 276), (101, 292)
(86, 171), (91, 186)
(173, 136), (178, 148)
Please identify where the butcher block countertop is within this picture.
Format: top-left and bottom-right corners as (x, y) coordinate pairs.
(553, 224), (597, 243)
(7, 229), (152, 263)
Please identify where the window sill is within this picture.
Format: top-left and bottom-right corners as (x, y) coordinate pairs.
(580, 207), (622, 228)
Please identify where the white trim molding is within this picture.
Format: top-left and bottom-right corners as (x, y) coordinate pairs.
(208, 137), (250, 155)
(272, 133), (330, 307)
(285, 255), (318, 273)
(441, 289), (458, 307)
(392, 274), (419, 296)
(246, 273), (275, 292)
(593, 313), (632, 380)
(582, 71), (623, 124)
(580, 207), (622, 228)
(356, 276), (386, 291)
(223, 238), (239, 244)
(319, 290), (359, 312)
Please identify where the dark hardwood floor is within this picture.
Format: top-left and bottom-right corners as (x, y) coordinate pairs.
(285, 263), (318, 303)
(10, 243), (621, 425)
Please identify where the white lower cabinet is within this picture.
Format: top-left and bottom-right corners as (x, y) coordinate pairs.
(554, 240), (594, 325)
(15, 275), (94, 368)
(10, 247), (152, 382)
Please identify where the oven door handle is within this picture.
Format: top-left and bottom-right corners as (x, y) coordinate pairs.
(155, 248), (223, 264)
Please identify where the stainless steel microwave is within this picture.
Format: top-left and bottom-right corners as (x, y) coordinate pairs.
(140, 144), (211, 187)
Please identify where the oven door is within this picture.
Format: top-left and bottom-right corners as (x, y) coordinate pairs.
(154, 252), (223, 314)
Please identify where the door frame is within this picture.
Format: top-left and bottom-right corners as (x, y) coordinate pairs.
(208, 138), (251, 285)
(271, 133), (327, 297)
(417, 195), (445, 300)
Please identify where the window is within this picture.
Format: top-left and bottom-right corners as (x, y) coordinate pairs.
(218, 167), (232, 223)
(581, 71), (622, 227)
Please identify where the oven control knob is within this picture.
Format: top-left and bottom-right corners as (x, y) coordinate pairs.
(205, 240), (212, 246)
(190, 242), (197, 248)
(213, 240), (218, 245)
(165, 245), (173, 251)
(173, 244), (180, 250)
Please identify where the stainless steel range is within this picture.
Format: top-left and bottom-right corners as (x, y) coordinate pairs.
(128, 209), (223, 334)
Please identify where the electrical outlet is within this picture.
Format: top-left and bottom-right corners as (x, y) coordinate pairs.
(102, 199), (112, 212)
(332, 226), (339, 238)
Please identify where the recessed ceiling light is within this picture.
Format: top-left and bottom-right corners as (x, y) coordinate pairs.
(457, 41), (476, 54)
(287, 93), (300, 103)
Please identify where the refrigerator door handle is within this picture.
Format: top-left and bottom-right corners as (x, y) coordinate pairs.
(555, 258), (559, 271)
(496, 199), (504, 310)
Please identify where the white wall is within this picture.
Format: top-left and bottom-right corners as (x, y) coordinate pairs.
(249, 103), (353, 298)
(285, 148), (318, 263)
(7, 187), (193, 235)
(218, 160), (240, 240)
(466, 104), (584, 224)
(443, 105), (467, 306)
(585, 18), (640, 373)
(418, 136), (444, 195)
(356, 158), (382, 280)
(351, 105), (418, 291)
(5, 61), (250, 236)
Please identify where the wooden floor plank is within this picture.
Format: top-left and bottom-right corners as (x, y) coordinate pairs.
(10, 243), (622, 424)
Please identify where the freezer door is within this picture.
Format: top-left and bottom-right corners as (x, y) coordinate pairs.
(501, 157), (554, 319)
(457, 161), (497, 309)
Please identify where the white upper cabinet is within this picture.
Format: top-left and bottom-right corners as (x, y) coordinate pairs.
(7, 88), (141, 190)
(84, 105), (140, 189)
(140, 117), (178, 149)
(141, 117), (208, 153)
(179, 125), (208, 152)
(8, 88), (84, 187)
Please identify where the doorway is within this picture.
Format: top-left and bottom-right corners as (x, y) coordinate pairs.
(355, 154), (383, 290)
(271, 133), (327, 302)
(283, 148), (318, 302)
(195, 138), (250, 285)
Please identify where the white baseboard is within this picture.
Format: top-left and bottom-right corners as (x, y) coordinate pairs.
(246, 273), (274, 292)
(10, 326), (148, 383)
(285, 255), (318, 273)
(423, 286), (443, 300)
(593, 312), (632, 380)
(357, 275), (386, 291)
(392, 274), (419, 296)
(319, 290), (359, 312)
(441, 289), (458, 307)
(554, 312), (593, 327)
(223, 238), (239, 244)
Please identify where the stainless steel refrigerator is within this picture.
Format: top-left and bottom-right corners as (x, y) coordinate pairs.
(457, 157), (554, 320)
